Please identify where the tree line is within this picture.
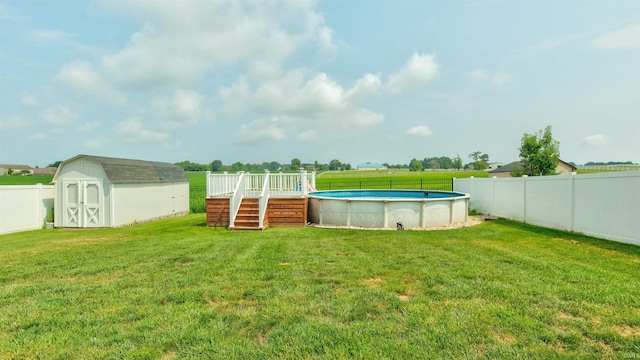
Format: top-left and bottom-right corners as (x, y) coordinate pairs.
(173, 126), (627, 177)
(174, 159), (353, 173)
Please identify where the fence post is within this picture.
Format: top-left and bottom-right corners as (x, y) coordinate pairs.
(491, 176), (496, 216)
(522, 175), (528, 223)
(569, 172), (576, 232)
(37, 183), (43, 226)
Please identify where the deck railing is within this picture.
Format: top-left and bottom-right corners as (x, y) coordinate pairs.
(258, 173), (270, 229)
(206, 171), (316, 227)
(206, 171), (316, 198)
(229, 172), (247, 228)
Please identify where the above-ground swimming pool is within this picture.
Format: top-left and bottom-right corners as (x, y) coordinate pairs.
(308, 190), (470, 229)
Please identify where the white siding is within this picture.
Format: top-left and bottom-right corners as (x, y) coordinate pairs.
(111, 182), (189, 226)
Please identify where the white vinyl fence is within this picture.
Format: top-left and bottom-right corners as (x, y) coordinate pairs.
(0, 184), (55, 235)
(454, 171), (640, 246)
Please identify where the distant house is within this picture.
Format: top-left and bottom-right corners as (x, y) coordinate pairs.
(489, 160), (577, 178)
(52, 154), (189, 228)
(32, 167), (58, 176)
(357, 163), (387, 171)
(0, 164), (33, 175)
(487, 162), (505, 170)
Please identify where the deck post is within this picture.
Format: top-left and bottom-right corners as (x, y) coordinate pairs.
(301, 170), (308, 196)
(206, 171), (211, 198)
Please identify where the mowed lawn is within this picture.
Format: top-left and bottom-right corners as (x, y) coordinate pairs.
(1, 215), (639, 359)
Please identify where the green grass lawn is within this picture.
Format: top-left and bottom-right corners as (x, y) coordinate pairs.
(1, 215), (638, 359)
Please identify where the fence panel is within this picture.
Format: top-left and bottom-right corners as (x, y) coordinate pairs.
(454, 171), (640, 246)
(0, 184), (54, 235)
(316, 178), (452, 191)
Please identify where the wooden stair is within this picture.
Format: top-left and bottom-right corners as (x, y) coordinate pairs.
(207, 197), (308, 230)
(232, 198), (263, 230)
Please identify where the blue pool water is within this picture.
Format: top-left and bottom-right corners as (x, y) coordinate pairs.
(310, 190), (465, 199)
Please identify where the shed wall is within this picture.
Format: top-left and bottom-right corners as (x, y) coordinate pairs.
(111, 182), (189, 226)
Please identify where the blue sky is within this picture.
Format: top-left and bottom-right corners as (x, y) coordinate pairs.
(1, 0), (638, 168)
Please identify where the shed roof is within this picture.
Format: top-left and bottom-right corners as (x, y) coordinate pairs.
(56, 155), (188, 184)
(0, 164), (32, 169)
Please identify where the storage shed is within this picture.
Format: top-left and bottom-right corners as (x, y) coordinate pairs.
(52, 154), (189, 228)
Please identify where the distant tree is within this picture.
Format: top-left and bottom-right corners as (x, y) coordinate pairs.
(344, 163), (352, 170)
(329, 159), (342, 171)
(48, 161), (62, 168)
(466, 151), (489, 170)
(453, 154), (463, 170)
(469, 151), (482, 161)
(512, 125), (560, 176)
(409, 158), (423, 172)
(231, 162), (243, 172)
(175, 160), (208, 171)
(210, 160), (223, 172)
(291, 158), (301, 171)
(268, 161), (280, 171)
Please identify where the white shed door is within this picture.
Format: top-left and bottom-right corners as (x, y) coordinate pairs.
(63, 180), (103, 227)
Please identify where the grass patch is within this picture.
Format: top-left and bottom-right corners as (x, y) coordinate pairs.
(1, 215), (639, 358)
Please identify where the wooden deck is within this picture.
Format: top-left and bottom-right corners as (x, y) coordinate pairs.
(206, 197), (308, 230)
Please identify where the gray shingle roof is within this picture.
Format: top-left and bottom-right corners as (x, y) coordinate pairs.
(489, 161), (520, 173)
(61, 155), (188, 184)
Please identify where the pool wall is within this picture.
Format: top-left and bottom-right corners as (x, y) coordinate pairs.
(308, 191), (470, 229)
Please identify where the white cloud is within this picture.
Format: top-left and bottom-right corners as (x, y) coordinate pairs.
(153, 89), (207, 131)
(20, 93), (38, 107)
(30, 30), (72, 42)
(99, 0), (337, 89)
(345, 73), (382, 102)
(582, 134), (608, 146)
(406, 125), (433, 137)
(236, 117), (287, 144)
(591, 23), (640, 50)
(220, 52), (438, 144)
(469, 69), (489, 81)
(55, 60), (124, 103)
(491, 72), (512, 86)
(115, 116), (168, 142)
(28, 132), (49, 141)
(469, 69), (513, 87)
(77, 121), (99, 132)
(84, 137), (107, 148)
(224, 68), (386, 141)
(386, 53), (439, 94)
(41, 105), (76, 126)
(296, 129), (318, 141)
(0, 114), (30, 129)
(172, 90), (205, 125)
(113, 89), (208, 144)
(219, 77), (251, 116)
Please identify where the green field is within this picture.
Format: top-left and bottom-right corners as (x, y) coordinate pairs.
(317, 169), (488, 179)
(1, 215), (638, 358)
(0, 175), (53, 185)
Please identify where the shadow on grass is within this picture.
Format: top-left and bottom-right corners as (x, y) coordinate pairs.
(491, 218), (640, 256)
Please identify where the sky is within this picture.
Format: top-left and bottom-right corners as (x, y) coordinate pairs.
(1, 0), (639, 168)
